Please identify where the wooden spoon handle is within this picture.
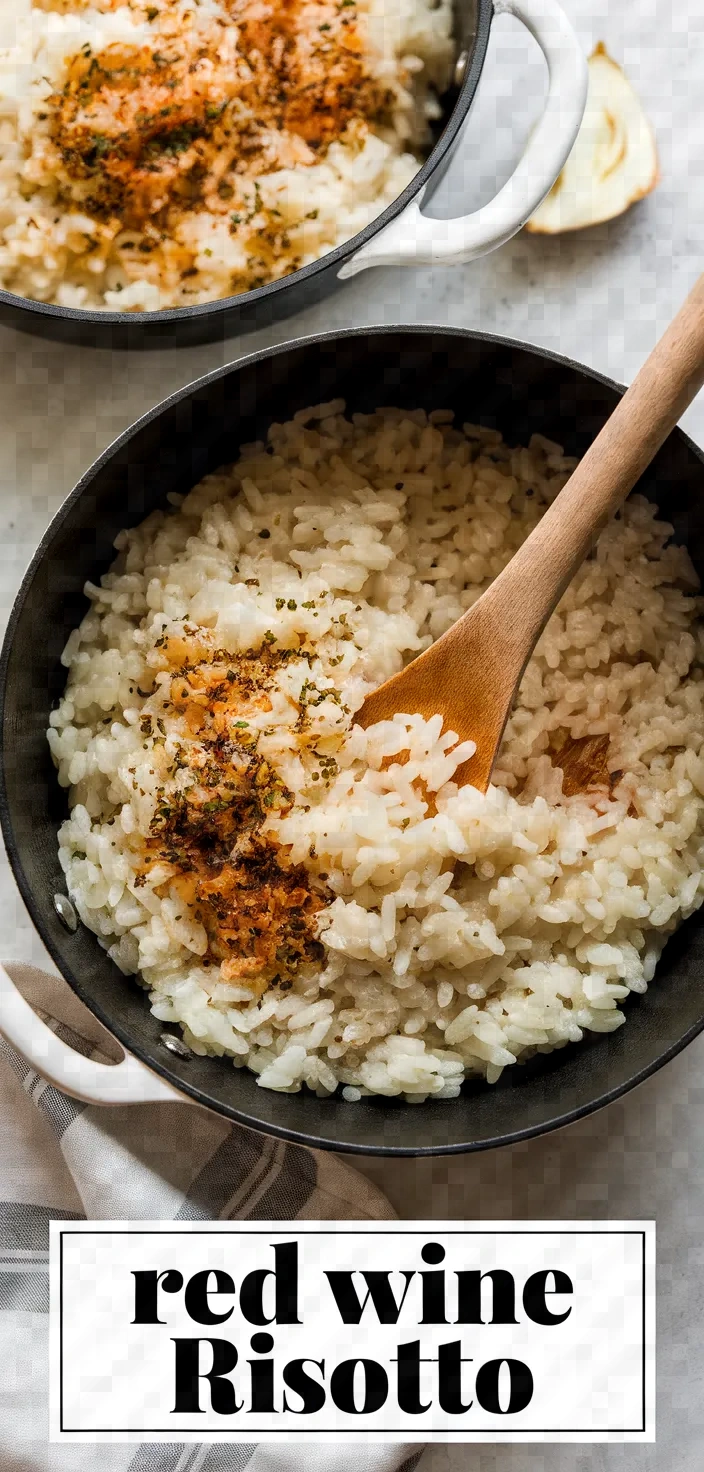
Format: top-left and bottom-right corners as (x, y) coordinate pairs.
(481, 273), (704, 659)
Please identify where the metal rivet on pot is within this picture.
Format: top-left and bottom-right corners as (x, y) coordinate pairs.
(53, 893), (78, 933)
(160, 1032), (193, 1059)
(453, 49), (468, 88)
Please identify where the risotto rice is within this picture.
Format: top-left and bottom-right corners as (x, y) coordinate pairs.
(48, 402), (704, 1100)
(0, 0), (452, 310)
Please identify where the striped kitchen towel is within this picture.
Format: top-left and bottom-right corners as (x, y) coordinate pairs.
(0, 961), (422, 1472)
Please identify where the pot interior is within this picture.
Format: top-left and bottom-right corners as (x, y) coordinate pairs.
(4, 329), (704, 1154)
(0, 0), (486, 348)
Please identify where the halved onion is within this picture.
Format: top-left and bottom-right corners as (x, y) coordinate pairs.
(526, 42), (659, 235)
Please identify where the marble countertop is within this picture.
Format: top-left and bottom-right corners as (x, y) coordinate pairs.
(1, 0), (702, 1465)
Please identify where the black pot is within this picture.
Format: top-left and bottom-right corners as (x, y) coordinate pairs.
(5, 326), (704, 1155)
(0, 0), (587, 349)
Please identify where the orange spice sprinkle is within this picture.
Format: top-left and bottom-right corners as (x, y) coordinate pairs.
(140, 638), (331, 994)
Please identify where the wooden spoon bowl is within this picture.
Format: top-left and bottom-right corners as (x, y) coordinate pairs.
(358, 276), (704, 791)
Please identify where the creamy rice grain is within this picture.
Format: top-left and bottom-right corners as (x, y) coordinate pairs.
(0, 0), (451, 310)
(48, 402), (704, 1100)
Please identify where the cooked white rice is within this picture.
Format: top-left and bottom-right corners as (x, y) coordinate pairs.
(48, 401), (704, 1101)
(0, 0), (451, 311)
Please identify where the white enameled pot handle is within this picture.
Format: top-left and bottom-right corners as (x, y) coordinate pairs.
(338, 0), (587, 278)
(0, 963), (183, 1106)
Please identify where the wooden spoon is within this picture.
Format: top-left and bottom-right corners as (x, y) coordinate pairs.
(357, 274), (704, 792)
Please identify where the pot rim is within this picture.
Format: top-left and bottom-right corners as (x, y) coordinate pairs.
(4, 322), (704, 1155)
(0, 0), (491, 332)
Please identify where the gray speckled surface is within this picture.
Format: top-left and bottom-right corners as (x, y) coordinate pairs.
(1, 0), (702, 1462)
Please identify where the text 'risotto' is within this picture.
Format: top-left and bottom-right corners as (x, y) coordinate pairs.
(49, 402), (704, 1101)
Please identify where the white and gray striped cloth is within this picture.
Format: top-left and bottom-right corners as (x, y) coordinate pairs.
(0, 962), (423, 1472)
